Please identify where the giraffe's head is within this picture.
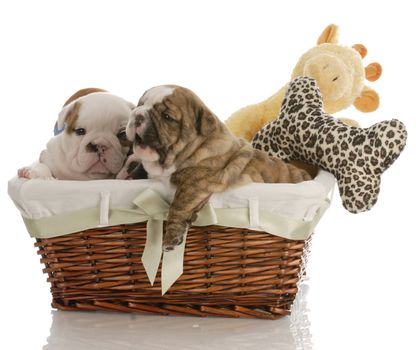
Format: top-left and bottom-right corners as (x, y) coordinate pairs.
(291, 24), (382, 114)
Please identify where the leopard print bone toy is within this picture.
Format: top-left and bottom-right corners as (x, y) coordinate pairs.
(252, 77), (407, 213)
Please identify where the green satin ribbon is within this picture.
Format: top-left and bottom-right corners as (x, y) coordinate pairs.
(133, 189), (218, 294)
(22, 188), (330, 294)
(132, 190), (168, 285)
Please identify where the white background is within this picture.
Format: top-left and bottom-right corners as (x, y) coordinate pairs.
(1, 1), (415, 349)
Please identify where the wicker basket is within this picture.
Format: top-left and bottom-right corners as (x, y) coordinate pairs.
(10, 173), (333, 319)
(35, 222), (311, 320)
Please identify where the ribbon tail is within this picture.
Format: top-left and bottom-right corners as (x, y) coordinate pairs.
(161, 231), (188, 295)
(141, 219), (163, 285)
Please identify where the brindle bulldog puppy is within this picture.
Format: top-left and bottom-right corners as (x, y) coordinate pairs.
(124, 85), (311, 251)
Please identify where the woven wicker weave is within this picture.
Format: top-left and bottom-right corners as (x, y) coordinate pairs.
(35, 223), (311, 320)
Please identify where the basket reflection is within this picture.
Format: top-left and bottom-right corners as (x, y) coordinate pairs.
(43, 284), (312, 350)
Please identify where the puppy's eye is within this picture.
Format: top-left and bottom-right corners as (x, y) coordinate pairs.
(117, 129), (131, 147)
(74, 128), (86, 136)
(117, 130), (127, 140)
(162, 113), (174, 122)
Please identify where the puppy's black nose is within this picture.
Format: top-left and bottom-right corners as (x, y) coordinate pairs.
(135, 114), (145, 127)
(86, 143), (108, 153)
(86, 142), (98, 153)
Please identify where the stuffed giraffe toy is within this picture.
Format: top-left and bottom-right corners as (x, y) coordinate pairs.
(225, 24), (383, 141)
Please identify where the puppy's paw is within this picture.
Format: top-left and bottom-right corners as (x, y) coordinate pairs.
(18, 163), (54, 180)
(163, 223), (187, 252)
(117, 155), (147, 180)
(163, 235), (184, 252)
(18, 167), (37, 179)
(116, 166), (131, 180)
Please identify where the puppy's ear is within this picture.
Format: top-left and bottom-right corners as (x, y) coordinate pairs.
(55, 102), (81, 135)
(195, 106), (218, 136)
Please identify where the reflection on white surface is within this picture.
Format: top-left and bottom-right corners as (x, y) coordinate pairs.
(43, 285), (312, 350)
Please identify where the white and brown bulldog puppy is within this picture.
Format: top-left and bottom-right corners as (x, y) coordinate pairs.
(125, 85), (311, 251)
(18, 88), (136, 180)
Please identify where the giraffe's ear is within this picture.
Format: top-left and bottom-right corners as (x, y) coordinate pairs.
(353, 86), (379, 112)
(317, 24), (339, 44)
(352, 44), (367, 58)
(365, 62), (382, 81)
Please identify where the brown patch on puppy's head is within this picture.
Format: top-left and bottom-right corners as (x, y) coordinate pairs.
(63, 87), (107, 107)
(54, 101), (82, 136)
(63, 102), (82, 134)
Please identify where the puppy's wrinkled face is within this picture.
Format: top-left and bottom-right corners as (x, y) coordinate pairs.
(57, 93), (133, 179)
(127, 85), (216, 168)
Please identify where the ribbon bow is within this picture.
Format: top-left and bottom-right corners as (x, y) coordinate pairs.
(133, 189), (217, 294)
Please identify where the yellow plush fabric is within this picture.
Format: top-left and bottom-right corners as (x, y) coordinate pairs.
(225, 88), (286, 141)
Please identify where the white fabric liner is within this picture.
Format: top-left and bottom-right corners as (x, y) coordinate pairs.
(8, 170), (335, 223)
